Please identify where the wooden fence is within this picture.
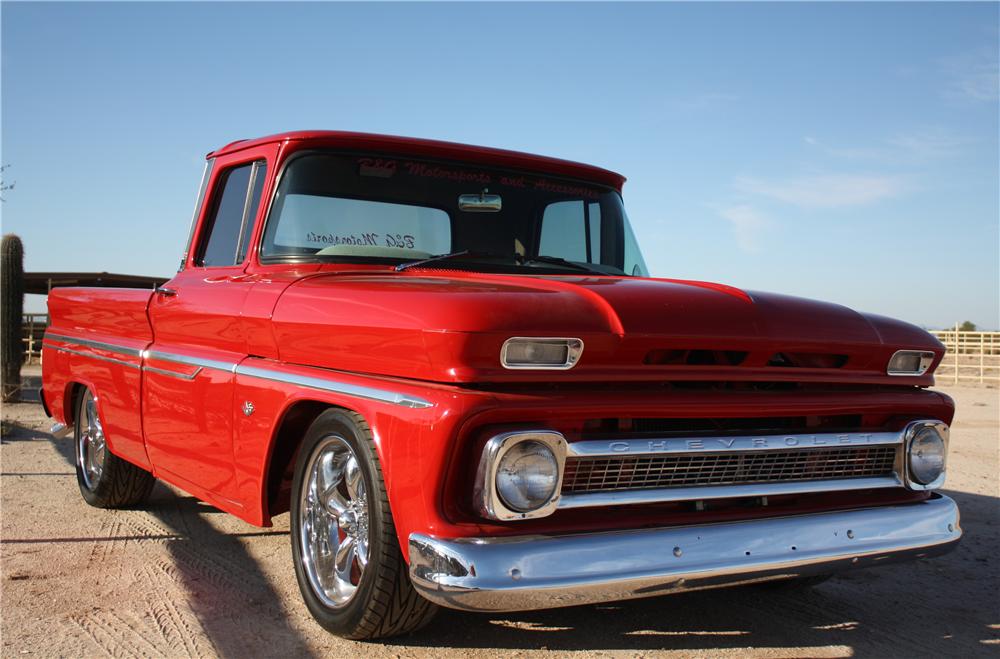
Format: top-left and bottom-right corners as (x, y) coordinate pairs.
(930, 330), (1000, 386)
(22, 313), (48, 365)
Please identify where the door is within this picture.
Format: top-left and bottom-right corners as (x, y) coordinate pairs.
(142, 147), (274, 512)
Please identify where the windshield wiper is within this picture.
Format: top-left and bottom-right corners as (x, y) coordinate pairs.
(519, 255), (610, 275)
(394, 250), (510, 272)
(395, 250), (613, 275)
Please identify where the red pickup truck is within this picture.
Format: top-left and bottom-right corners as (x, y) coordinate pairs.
(42, 131), (960, 640)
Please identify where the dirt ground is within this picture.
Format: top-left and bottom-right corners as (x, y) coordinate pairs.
(2, 366), (998, 658)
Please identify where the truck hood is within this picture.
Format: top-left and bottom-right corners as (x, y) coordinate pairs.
(269, 271), (943, 385)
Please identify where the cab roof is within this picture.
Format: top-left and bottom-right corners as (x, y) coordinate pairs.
(207, 130), (626, 190)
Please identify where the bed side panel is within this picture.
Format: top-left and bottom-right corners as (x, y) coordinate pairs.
(43, 288), (154, 469)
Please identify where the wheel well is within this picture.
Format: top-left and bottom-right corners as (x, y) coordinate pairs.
(64, 382), (84, 425)
(265, 400), (341, 520)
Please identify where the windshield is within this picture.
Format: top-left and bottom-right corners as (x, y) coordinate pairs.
(260, 152), (649, 276)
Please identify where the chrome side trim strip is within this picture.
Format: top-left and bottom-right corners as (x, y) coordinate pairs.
(568, 430), (903, 457)
(235, 363), (435, 409)
(143, 364), (203, 381)
(558, 475), (903, 510)
(144, 349), (237, 374)
(409, 495), (961, 612)
(44, 333), (433, 409)
(42, 341), (140, 370)
(43, 332), (142, 358)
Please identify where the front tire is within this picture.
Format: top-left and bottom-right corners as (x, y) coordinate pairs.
(290, 409), (437, 640)
(74, 388), (155, 508)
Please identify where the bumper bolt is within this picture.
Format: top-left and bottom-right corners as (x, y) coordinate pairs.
(673, 546), (682, 557)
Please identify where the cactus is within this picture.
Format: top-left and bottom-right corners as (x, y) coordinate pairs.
(1, 234), (25, 402)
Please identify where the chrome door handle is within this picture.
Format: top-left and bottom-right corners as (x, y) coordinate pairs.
(155, 286), (178, 297)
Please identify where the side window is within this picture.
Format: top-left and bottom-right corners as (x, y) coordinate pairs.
(196, 161), (267, 267)
(538, 200), (602, 263)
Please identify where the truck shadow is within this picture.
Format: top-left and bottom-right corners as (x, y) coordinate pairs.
(142, 487), (315, 658)
(1, 420), (53, 444)
(36, 425), (316, 658)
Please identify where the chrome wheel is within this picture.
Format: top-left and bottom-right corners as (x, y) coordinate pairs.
(76, 391), (106, 491)
(299, 434), (370, 609)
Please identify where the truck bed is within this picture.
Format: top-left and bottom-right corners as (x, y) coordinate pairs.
(43, 287), (153, 469)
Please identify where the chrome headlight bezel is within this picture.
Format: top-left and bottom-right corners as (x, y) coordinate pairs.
(887, 350), (936, 376)
(902, 420), (949, 490)
(474, 430), (566, 521)
(500, 337), (584, 370)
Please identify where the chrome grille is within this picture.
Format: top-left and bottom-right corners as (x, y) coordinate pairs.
(561, 445), (897, 494)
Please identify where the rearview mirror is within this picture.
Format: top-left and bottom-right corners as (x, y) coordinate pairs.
(458, 191), (502, 212)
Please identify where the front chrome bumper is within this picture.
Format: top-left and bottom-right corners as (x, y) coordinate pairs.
(409, 495), (960, 612)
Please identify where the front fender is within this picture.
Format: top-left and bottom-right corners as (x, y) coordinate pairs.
(231, 357), (493, 549)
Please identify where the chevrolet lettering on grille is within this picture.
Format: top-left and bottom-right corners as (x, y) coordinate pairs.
(567, 431), (894, 457)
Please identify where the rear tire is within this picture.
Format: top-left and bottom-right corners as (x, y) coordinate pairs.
(290, 409), (437, 640)
(74, 388), (155, 508)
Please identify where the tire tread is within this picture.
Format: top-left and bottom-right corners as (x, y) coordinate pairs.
(340, 412), (436, 640)
(100, 452), (156, 508)
(291, 409), (437, 641)
(75, 389), (155, 509)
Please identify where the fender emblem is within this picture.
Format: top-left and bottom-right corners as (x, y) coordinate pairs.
(242, 401), (255, 416)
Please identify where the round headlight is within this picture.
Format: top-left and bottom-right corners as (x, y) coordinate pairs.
(496, 440), (559, 512)
(909, 426), (946, 485)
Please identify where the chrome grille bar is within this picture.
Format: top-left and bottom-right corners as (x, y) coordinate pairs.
(557, 429), (905, 510)
(562, 446), (898, 492)
(558, 476), (903, 509)
(566, 430), (902, 457)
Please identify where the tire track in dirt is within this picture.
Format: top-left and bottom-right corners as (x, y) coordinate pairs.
(74, 483), (302, 657)
(119, 507), (270, 596)
(69, 607), (166, 659)
(105, 610), (170, 658)
(66, 613), (120, 659)
(144, 556), (272, 655)
(87, 513), (127, 569)
(160, 535), (311, 656)
(72, 506), (183, 656)
(139, 564), (215, 659)
(74, 499), (219, 657)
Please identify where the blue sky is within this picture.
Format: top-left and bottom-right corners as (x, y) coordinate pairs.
(2, 2), (998, 329)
